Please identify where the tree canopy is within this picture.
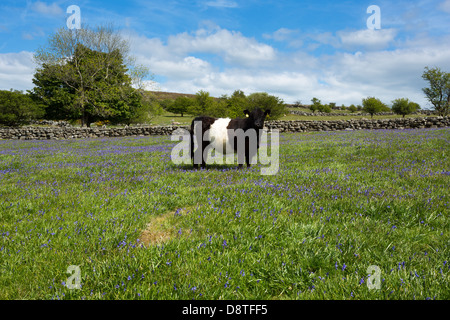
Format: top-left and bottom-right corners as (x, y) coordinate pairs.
(0, 90), (44, 126)
(391, 98), (420, 118)
(362, 97), (388, 118)
(31, 25), (149, 126)
(422, 66), (450, 116)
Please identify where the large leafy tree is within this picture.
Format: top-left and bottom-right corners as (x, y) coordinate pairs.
(30, 63), (75, 121)
(247, 92), (286, 119)
(226, 90), (248, 119)
(187, 90), (215, 116)
(32, 25), (148, 126)
(391, 98), (420, 118)
(167, 96), (194, 117)
(422, 66), (450, 116)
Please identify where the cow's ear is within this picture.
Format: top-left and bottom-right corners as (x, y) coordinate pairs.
(244, 109), (250, 117)
(264, 109), (271, 117)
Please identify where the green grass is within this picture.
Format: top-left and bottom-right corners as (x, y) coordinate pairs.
(0, 128), (449, 300)
(150, 111), (437, 126)
(29, 110), (436, 128)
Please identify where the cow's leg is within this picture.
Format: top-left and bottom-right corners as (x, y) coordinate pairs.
(191, 131), (199, 169)
(245, 139), (251, 167)
(201, 141), (209, 168)
(245, 153), (251, 168)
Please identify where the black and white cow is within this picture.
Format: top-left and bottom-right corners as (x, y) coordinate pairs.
(190, 108), (270, 168)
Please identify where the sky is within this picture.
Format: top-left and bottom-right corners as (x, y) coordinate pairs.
(1, 0), (450, 108)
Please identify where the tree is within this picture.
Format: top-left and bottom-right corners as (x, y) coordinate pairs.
(129, 92), (163, 124)
(310, 97), (321, 113)
(348, 104), (357, 113)
(362, 97), (387, 118)
(309, 105), (317, 113)
(247, 92), (286, 120)
(422, 66), (450, 116)
(0, 90), (45, 126)
(293, 100), (303, 108)
(159, 99), (174, 111)
(226, 90), (248, 118)
(206, 96), (228, 118)
(391, 98), (420, 118)
(310, 97), (331, 113)
(167, 96), (193, 117)
(32, 25), (148, 126)
(30, 63), (76, 121)
(187, 90), (215, 116)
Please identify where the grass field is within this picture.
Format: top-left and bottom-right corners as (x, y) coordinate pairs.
(146, 111), (437, 126)
(0, 128), (449, 300)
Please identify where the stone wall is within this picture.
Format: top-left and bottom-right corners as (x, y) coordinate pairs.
(0, 117), (449, 140)
(0, 125), (190, 140)
(265, 116), (450, 132)
(289, 110), (437, 116)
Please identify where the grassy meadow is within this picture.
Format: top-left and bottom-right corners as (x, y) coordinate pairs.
(148, 112), (438, 126)
(0, 128), (449, 300)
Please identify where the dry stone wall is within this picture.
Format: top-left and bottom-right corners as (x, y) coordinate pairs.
(0, 117), (449, 140)
(265, 117), (450, 132)
(289, 110), (436, 116)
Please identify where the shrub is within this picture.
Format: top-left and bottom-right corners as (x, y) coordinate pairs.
(293, 100), (303, 108)
(318, 104), (331, 113)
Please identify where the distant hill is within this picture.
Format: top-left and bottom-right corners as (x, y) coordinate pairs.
(145, 91), (198, 101)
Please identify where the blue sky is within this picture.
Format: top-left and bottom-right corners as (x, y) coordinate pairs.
(1, 0), (450, 107)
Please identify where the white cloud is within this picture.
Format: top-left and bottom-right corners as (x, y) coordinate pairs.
(129, 26), (275, 69)
(153, 56), (212, 80)
(204, 0), (238, 8)
(151, 37), (450, 108)
(263, 28), (304, 48)
(166, 27), (276, 66)
(263, 28), (397, 52)
(122, 25), (450, 108)
(337, 29), (397, 50)
(308, 32), (340, 48)
(31, 1), (63, 16)
(2, 25), (450, 110)
(0, 51), (36, 91)
(263, 28), (298, 42)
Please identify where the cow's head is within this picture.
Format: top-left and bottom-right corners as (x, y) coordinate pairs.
(244, 108), (270, 129)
